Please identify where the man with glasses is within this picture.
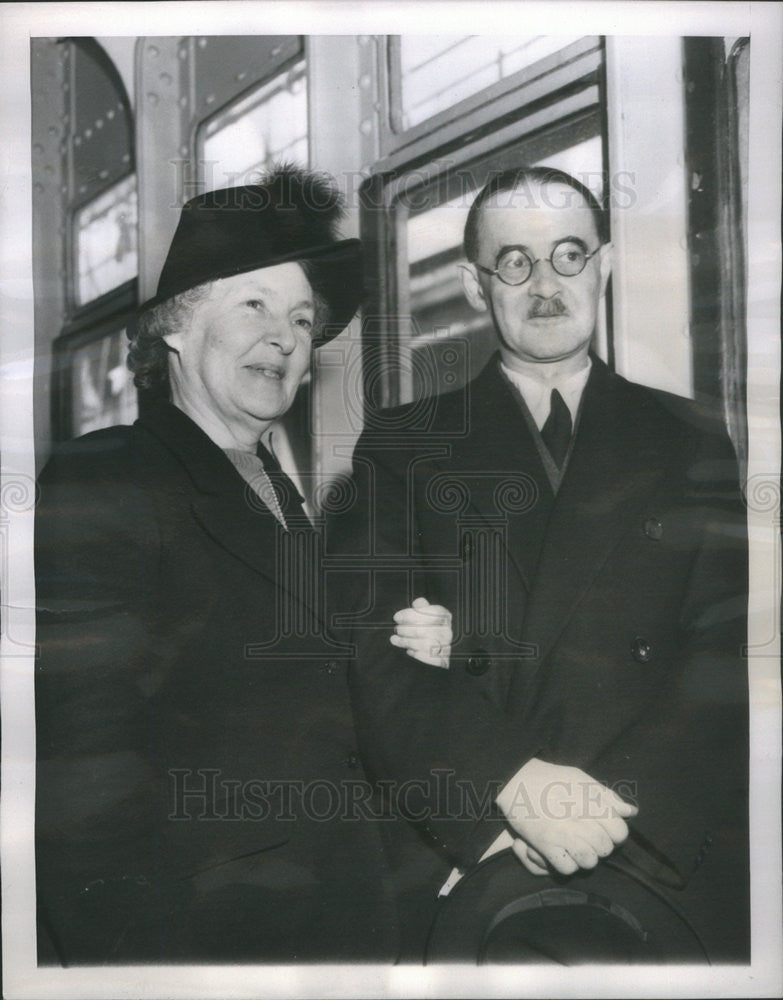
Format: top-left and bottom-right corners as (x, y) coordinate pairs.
(330, 166), (748, 961)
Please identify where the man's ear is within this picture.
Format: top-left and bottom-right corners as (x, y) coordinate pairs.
(598, 241), (613, 296)
(457, 262), (488, 313)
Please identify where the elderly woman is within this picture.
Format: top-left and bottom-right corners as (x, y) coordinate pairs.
(35, 165), (449, 964)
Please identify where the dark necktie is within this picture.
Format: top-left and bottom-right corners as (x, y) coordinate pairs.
(256, 441), (306, 518)
(540, 388), (572, 468)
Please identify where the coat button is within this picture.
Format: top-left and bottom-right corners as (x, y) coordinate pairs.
(644, 517), (663, 540)
(466, 650), (491, 676)
(631, 637), (653, 663)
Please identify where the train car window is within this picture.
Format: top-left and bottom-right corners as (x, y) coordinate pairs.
(58, 321), (138, 437)
(683, 36), (750, 471)
(74, 173), (138, 305)
(199, 57), (308, 187)
(403, 135), (604, 403)
(46, 38), (138, 440)
(391, 35), (584, 133)
(361, 37), (605, 409)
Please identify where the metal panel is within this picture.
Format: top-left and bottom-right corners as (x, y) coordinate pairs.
(69, 39), (134, 207)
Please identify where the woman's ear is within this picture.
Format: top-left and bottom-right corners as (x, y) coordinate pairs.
(162, 330), (183, 354)
(457, 262), (488, 313)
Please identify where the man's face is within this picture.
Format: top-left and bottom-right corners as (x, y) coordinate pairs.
(166, 262), (315, 438)
(461, 180), (612, 368)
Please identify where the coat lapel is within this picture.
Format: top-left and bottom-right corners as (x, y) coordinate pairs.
(520, 360), (673, 665)
(137, 402), (310, 593)
(427, 359), (554, 593)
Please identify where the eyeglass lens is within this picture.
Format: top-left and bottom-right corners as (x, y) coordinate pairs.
(496, 240), (590, 284)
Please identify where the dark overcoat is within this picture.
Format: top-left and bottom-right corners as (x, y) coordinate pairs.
(35, 400), (397, 964)
(326, 354), (749, 961)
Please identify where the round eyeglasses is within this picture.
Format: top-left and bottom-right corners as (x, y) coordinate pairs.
(476, 240), (602, 286)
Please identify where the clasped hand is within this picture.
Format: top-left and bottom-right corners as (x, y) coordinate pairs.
(496, 757), (638, 876)
(390, 596), (452, 668)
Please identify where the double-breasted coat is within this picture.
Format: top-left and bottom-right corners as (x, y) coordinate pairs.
(326, 354), (749, 960)
(35, 400), (397, 964)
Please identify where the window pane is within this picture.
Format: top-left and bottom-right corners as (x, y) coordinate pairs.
(71, 328), (137, 436)
(75, 174), (137, 305)
(397, 36), (584, 130)
(404, 135), (604, 400)
(201, 59), (308, 189)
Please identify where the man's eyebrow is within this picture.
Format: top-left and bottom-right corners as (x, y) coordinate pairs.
(495, 235), (592, 259)
(556, 235), (590, 251)
(496, 243), (532, 258)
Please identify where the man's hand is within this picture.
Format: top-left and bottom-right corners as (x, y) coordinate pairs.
(496, 757), (638, 876)
(390, 597), (452, 668)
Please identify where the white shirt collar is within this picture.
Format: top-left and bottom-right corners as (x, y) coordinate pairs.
(499, 357), (592, 430)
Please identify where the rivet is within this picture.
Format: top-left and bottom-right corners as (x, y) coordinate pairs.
(148, 44), (159, 57)
(179, 96), (188, 107)
(74, 135), (81, 146)
(99, 169), (109, 179)
(107, 109), (115, 120)
(180, 145), (188, 156)
(34, 182), (45, 193)
(47, 125), (58, 136)
(122, 153), (130, 163)
(33, 142), (44, 155)
(205, 93), (215, 105)
(271, 45), (282, 56)
(359, 74), (371, 89)
(85, 128), (92, 138)
(373, 100), (382, 112)
(359, 119), (373, 135)
(44, 164), (54, 174)
(95, 119), (103, 129)
(198, 37), (208, 49)
(236, 70), (247, 82)
(60, 184), (68, 194)
(78, 184), (86, 194)
(147, 92), (159, 106)
(159, 71), (172, 86)
(358, 35), (370, 46)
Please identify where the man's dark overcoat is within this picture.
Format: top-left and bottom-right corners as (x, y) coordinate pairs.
(327, 354), (748, 961)
(35, 400), (397, 964)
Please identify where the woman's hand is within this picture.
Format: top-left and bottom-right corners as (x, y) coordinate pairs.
(390, 596), (452, 668)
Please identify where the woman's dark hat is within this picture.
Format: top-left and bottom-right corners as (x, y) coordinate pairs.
(425, 850), (709, 964)
(137, 164), (362, 345)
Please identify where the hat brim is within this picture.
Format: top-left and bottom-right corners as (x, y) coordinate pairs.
(425, 850), (708, 964)
(136, 238), (363, 347)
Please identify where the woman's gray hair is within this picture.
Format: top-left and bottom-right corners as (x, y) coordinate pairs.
(128, 284), (212, 398)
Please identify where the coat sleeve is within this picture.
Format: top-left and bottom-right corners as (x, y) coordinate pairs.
(325, 427), (544, 868)
(35, 438), (171, 963)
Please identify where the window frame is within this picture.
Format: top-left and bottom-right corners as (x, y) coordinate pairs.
(360, 36), (607, 412)
(51, 281), (138, 441)
(380, 35), (602, 160)
(194, 49), (308, 190)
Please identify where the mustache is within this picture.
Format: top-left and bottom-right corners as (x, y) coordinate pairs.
(528, 298), (568, 318)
